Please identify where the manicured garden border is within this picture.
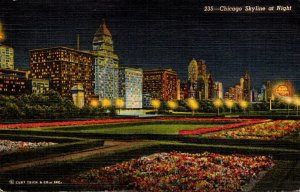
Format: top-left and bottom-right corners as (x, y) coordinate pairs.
(0, 134), (104, 165)
(1, 141), (299, 191)
(1, 128), (299, 151)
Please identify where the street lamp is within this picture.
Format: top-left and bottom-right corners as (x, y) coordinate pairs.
(239, 100), (248, 114)
(186, 98), (199, 116)
(151, 99), (161, 114)
(115, 98), (125, 114)
(167, 100), (178, 112)
(213, 99), (223, 116)
(225, 99), (234, 113)
(293, 97), (300, 116)
(284, 97), (292, 116)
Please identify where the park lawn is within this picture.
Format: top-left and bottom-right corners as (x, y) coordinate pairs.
(66, 124), (220, 135)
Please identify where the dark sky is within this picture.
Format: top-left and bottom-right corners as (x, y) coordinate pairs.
(0, 0), (299, 91)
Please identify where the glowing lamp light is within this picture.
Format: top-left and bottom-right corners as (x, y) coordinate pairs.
(284, 97), (293, 104)
(0, 22), (5, 42)
(294, 97), (300, 106)
(213, 99), (223, 108)
(101, 98), (111, 108)
(90, 99), (99, 107)
(115, 98), (125, 108)
(225, 99), (234, 113)
(150, 99), (161, 110)
(186, 98), (199, 113)
(239, 100), (248, 110)
(167, 100), (178, 110)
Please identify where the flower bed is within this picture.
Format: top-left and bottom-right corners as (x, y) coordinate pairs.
(71, 151), (274, 191)
(0, 117), (247, 129)
(179, 119), (266, 135)
(0, 139), (57, 154)
(206, 120), (300, 140)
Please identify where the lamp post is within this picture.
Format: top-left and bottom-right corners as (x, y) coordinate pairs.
(151, 99), (161, 114)
(167, 100), (178, 112)
(225, 99), (234, 113)
(213, 99), (223, 116)
(186, 98), (199, 116)
(239, 100), (248, 114)
(115, 98), (125, 114)
(284, 97), (292, 117)
(101, 98), (111, 114)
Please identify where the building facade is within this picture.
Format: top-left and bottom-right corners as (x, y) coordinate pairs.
(143, 69), (178, 101)
(90, 20), (119, 101)
(187, 59), (214, 100)
(30, 47), (93, 99)
(29, 78), (49, 94)
(0, 68), (29, 95)
(214, 81), (223, 99)
(119, 67), (143, 109)
(0, 44), (14, 69)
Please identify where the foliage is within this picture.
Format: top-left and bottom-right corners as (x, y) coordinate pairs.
(0, 90), (111, 120)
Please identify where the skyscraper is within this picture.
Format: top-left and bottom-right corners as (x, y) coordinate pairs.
(90, 20), (119, 101)
(30, 47), (93, 98)
(243, 72), (251, 101)
(119, 67), (143, 109)
(187, 59), (213, 100)
(0, 44), (14, 69)
(143, 69), (178, 101)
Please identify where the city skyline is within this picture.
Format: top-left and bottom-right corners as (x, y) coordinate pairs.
(0, 0), (299, 91)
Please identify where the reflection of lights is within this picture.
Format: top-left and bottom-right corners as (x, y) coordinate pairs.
(115, 98), (124, 108)
(167, 100), (178, 110)
(239, 100), (248, 110)
(101, 98), (111, 108)
(213, 99), (223, 108)
(90, 99), (99, 107)
(151, 99), (161, 109)
(186, 98), (199, 110)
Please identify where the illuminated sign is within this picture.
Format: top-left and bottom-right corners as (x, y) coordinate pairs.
(272, 81), (294, 97)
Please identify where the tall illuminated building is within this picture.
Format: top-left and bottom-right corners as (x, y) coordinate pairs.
(143, 69), (178, 101)
(90, 20), (119, 100)
(0, 44), (14, 69)
(30, 47), (93, 99)
(214, 81), (223, 99)
(119, 67), (143, 109)
(187, 59), (213, 100)
(243, 72), (251, 101)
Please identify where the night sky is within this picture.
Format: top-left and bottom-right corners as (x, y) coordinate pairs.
(0, 0), (299, 91)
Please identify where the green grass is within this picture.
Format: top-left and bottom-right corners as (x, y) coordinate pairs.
(56, 124), (219, 135)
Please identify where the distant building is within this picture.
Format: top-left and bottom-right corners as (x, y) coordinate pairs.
(176, 79), (181, 100)
(243, 72), (251, 101)
(0, 44), (14, 69)
(143, 69), (178, 101)
(187, 59), (213, 100)
(119, 67), (143, 109)
(180, 81), (189, 100)
(89, 20), (119, 101)
(224, 72), (251, 102)
(29, 78), (49, 94)
(250, 88), (259, 102)
(71, 83), (85, 108)
(30, 46), (93, 99)
(214, 82), (223, 99)
(0, 68), (29, 95)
